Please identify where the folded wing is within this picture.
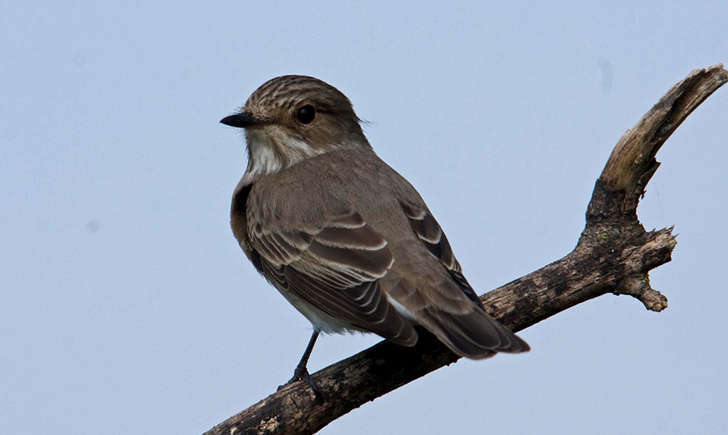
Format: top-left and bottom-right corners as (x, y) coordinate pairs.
(392, 202), (530, 358)
(249, 211), (418, 346)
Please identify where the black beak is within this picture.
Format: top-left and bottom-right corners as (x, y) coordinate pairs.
(220, 112), (257, 128)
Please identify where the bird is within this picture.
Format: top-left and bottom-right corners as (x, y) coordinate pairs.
(221, 75), (529, 392)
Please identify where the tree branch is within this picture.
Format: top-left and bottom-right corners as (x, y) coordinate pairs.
(206, 65), (728, 435)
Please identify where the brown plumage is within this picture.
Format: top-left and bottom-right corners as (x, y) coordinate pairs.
(222, 75), (528, 387)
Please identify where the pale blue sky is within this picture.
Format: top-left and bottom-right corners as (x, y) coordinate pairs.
(1, 2), (726, 434)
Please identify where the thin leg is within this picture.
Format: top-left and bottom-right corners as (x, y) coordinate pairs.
(292, 330), (319, 380)
(278, 330), (321, 398)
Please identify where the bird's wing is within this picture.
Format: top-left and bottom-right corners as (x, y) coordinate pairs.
(248, 210), (418, 346)
(399, 202), (484, 306)
(384, 201), (530, 358)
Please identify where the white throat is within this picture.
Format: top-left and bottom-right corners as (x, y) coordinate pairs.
(242, 127), (325, 185)
(245, 129), (282, 177)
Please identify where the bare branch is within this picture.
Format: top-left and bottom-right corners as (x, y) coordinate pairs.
(206, 65), (727, 435)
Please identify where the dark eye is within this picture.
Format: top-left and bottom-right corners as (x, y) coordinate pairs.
(296, 105), (316, 124)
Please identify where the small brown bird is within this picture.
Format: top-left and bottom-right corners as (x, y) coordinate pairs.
(221, 75), (528, 390)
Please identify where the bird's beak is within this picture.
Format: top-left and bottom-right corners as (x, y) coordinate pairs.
(220, 112), (258, 128)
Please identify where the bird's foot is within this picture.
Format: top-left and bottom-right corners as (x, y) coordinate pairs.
(277, 366), (321, 400)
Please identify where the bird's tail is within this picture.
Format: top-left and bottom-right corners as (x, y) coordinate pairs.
(417, 307), (529, 359)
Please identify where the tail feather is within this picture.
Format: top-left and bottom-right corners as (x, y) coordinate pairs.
(417, 307), (529, 359)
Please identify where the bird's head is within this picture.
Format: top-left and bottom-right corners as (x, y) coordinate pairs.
(221, 75), (369, 179)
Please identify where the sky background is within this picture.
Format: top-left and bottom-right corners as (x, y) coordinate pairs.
(1, 1), (726, 434)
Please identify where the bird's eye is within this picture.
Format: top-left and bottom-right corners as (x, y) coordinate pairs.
(296, 105), (316, 124)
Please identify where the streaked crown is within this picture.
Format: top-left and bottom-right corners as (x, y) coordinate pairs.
(246, 75), (358, 123)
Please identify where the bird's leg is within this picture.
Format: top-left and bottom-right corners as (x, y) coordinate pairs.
(290, 329), (318, 382)
(278, 330), (321, 398)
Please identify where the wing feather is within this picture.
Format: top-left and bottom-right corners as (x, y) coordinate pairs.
(250, 211), (417, 346)
(397, 201), (530, 358)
